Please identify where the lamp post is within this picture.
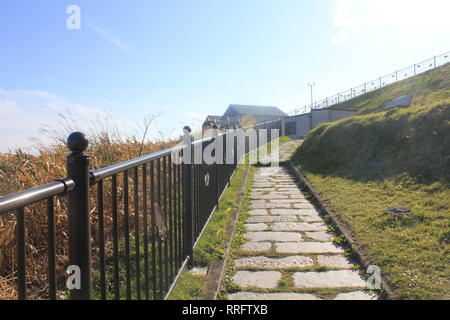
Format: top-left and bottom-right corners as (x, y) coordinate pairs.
(308, 82), (315, 110)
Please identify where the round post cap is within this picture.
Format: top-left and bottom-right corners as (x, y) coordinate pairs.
(67, 132), (89, 152)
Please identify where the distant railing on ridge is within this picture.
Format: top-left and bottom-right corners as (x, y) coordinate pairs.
(288, 51), (450, 116)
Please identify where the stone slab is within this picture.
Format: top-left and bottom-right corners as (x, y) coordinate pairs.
(292, 203), (315, 209)
(277, 189), (304, 193)
(227, 292), (320, 300)
(317, 255), (354, 269)
(249, 209), (269, 216)
(270, 180), (297, 184)
(253, 184), (275, 188)
(245, 223), (269, 231)
(271, 222), (327, 232)
(293, 270), (366, 288)
(274, 185), (299, 189)
(276, 242), (344, 254)
(234, 255), (314, 269)
(252, 188), (279, 193)
(299, 215), (323, 222)
(250, 194), (292, 200)
(271, 209), (319, 216)
(251, 202), (291, 209)
(240, 242), (272, 253)
(334, 291), (377, 300)
(247, 215), (300, 223)
(305, 231), (334, 241)
(232, 271), (282, 289)
(268, 199), (308, 204)
(245, 232), (303, 242)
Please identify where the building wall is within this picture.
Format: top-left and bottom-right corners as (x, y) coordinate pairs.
(284, 109), (358, 138)
(222, 115), (284, 128)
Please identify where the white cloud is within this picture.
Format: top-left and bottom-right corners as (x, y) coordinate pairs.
(364, 0), (450, 31)
(333, 0), (366, 29)
(0, 89), (106, 152)
(88, 24), (130, 53)
(333, 30), (349, 46)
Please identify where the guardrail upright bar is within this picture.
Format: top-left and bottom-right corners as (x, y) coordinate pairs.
(182, 126), (194, 268)
(215, 129), (220, 209)
(234, 129), (238, 167)
(67, 132), (92, 300)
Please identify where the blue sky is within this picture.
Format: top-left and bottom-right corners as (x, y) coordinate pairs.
(0, 0), (449, 151)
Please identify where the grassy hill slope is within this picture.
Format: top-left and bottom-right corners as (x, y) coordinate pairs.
(298, 102), (450, 183)
(292, 64), (450, 299)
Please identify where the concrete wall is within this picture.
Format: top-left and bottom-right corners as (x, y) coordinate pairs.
(284, 109), (358, 138)
(311, 110), (330, 129)
(328, 110), (358, 123)
(296, 114), (311, 138)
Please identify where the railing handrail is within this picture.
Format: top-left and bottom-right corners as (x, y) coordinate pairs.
(0, 178), (74, 215)
(0, 121), (283, 215)
(90, 145), (183, 183)
(90, 120), (283, 183)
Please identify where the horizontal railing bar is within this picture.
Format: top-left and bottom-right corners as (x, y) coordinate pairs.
(90, 145), (182, 183)
(89, 127), (277, 183)
(0, 178), (74, 215)
(89, 135), (227, 184)
(1, 126), (278, 214)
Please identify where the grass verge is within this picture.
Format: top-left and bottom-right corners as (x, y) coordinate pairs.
(295, 172), (450, 299)
(167, 161), (249, 300)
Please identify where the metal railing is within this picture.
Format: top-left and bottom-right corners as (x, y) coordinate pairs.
(288, 51), (450, 116)
(0, 120), (282, 300)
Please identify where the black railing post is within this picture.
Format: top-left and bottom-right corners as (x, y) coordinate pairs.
(214, 127), (219, 209)
(67, 132), (91, 300)
(234, 129), (238, 168)
(182, 126), (194, 268)
(225, 130), (230, 186)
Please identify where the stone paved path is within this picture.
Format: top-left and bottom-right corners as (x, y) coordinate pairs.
(224, 140), (377, 300)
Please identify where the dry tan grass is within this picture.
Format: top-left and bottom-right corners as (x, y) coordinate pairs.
(0, 114), (179, 299)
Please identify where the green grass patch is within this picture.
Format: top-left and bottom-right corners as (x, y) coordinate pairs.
(299, 172), (450, 299)
(295, 103), (450, 183)
(167, 270), (206, 300)
(168, 160), (250, 299)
